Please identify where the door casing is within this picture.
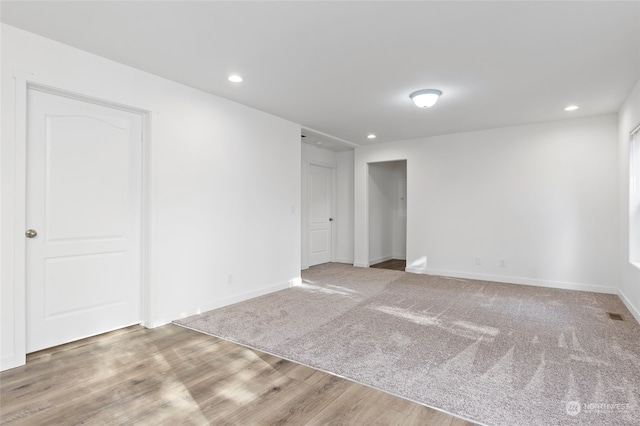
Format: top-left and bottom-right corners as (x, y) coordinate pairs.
(10, 70), (156, 368)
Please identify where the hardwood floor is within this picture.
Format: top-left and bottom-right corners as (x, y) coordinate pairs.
(0, 324), (474, 425)
(370, 259), (406, 271)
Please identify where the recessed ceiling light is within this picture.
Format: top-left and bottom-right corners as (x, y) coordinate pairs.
(564, 105), (579, 111)
(367, 134), (376, 139)
(316, 141), (322, 145)
(228, 74), (243, 83)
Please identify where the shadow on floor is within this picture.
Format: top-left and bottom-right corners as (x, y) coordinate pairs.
(370, 259), (406, 271)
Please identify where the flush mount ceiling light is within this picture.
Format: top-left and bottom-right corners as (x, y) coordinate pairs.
(367, 134), (376, 139)
(564, 105), (579, 111)
(228, 74), (243, 83)
(410, 89), (442, 108)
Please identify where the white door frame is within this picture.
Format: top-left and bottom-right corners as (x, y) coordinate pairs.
(304, 160), (337, 268)
(10, 71), (156, 367)
(363, 159), (408, 268)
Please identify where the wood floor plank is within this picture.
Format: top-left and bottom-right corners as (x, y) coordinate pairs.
(241, 373), (353, 425)
(0, 324), (475, 425)
(217, 376), (305, 425)
(183, 354), (301, 423)
(450, 416), (478, 426)
(306, 381), (406, 426)
(0, 333), (158, 419)
(370, 259), (406, 271)
(1, 326), (145, 390)
(403, 403), (460, 426)
(93, 339), (271, 425)
(303, 369), (332, 385)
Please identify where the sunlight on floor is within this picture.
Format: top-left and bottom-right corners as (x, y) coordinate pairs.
(372, 305), (442, 326)
(297, 281), (360, 298)
(371, 305), (499, 342)
(452, 320), (499, 342)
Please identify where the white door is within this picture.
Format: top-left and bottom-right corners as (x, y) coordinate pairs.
(25, 88), (142, 353)
(308, 164), (333, 266)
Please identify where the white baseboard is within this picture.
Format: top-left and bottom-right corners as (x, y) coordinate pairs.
(392, 255), (407, 261)
(334, 257), (354, 265)
(150, 277), (299, 328)
(408, 268), (617, 295)
(353, 262), (369, 268)
(618, 289), (640, 324)
(406, 266), (429, 274)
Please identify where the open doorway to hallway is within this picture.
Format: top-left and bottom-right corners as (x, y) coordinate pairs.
(368, 160), (407, 271)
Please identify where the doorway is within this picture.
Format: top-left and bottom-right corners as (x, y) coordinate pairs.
(25, 86), (143, 353)
(307, 163), (335, 266)
(368, 160), (407, 270)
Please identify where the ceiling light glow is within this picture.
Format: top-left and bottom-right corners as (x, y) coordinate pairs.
(367, 134), (376, 139)
(410, 89), (442, 108)
(228, 74), (243, 83)
(564, 105), (579, 111)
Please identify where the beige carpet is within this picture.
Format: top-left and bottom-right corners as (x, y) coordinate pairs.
(175, 263), (640, 425)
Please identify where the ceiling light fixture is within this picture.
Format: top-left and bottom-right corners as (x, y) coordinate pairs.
(410, 89), (442, 108)
(228, 74), (243, 83)
(564, 105), (579, 111)
(367, 134), (376, 139)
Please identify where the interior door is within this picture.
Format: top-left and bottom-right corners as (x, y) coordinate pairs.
(308, 164), (333, 266)
(25, 87), (142, 353)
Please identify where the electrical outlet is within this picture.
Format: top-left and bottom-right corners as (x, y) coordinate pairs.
(499, 259), (506, 267)
(475, 257), (482, 265)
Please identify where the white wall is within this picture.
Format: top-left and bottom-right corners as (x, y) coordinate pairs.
(355, 115), (619, 293)
(301, 144), (354, 268)
(392, 162), (407, 260)
(368, 162), (395, 264)
(618, 78), (640, 322)
(1, 24), (301, 370)
(335, 150), (354, 264)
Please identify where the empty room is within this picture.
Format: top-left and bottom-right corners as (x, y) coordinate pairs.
(1, 1), (640, 425)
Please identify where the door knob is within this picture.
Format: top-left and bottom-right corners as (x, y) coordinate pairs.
(329, 218), (334, 222)
(25, 229), (38, 238)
